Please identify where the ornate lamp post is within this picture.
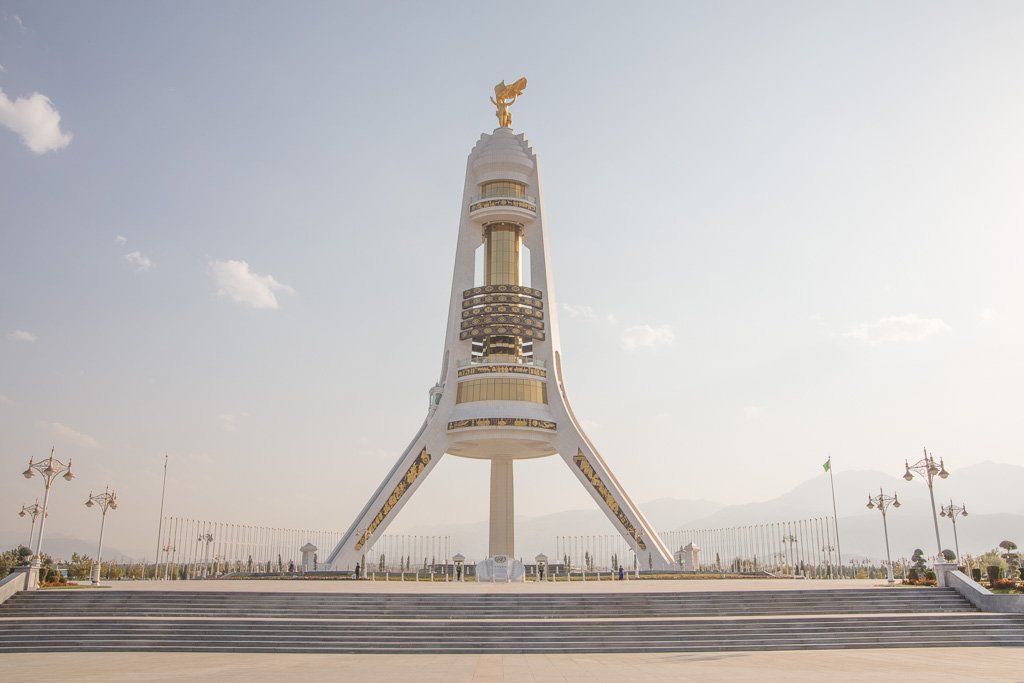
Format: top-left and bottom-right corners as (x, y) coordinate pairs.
(821, 542), (837, 579)
(782, 534), (798, 576)
(198, 532), (214, 578)
(85, 487), (118, 586)
(161, 544), (176, 580)
(18, 500), (45, 548)
(903, 447), (949, 555)
(867, 488), (901, 585)
(939, 500), (968, 561)
(22, 448), (75, 573)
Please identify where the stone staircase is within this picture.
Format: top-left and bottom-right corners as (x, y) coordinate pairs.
(1, 587), (1021, 653)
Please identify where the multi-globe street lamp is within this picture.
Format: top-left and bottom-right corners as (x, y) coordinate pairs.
(782, 534), (798, 575)
(903, 447), (949, 555)
(18, 500), (45, 548)
(85, 487), (118, 586)
(198, 532), (214, 578)
(162, 543), (176, 580)
(866, 488), (901, 585)
(939, 500), (968, 561)
(22, 448), (75, 572)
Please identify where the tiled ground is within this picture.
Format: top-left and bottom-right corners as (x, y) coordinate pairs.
(3, 649), (1023, 683)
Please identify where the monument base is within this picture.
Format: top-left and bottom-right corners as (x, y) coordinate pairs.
(476, 556), (525, 582)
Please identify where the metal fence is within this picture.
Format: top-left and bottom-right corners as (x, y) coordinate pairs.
(664, 517), (842, 576)
(556, 517), (844, 577)
(156, 517), (451, 578)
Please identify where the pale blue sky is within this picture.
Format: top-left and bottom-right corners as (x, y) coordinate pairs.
(1, 2), (1022, 558)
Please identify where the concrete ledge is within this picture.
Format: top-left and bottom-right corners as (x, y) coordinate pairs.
(947, 570), (1024, 614)
(0, 566), (37, 606)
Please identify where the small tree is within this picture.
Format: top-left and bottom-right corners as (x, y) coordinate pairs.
(1000, 540), (1020, 579)
(908, 549), (928, 580)
(941, 549), (956, 562)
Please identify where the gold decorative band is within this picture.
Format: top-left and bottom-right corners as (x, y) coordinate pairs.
(459, 326), (545, 341)
(460, 314), (546, 331)
(469, 198), (537, 213)
(572, 449), (648, 551)
(354, 448), (431, 551)
(463, 283), (542, 299)
(447, 417), (557, 431)
(461, 305), (544, 320)
(457, 365), (547, 378)
(463, 294), (543, 309)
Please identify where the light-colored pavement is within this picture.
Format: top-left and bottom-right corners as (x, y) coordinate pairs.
(91, 577), (890, 593)
(2, 649), (1023, 683)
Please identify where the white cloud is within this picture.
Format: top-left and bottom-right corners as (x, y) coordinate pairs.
(7, 329), (37, 342)
(125, 251), (154, 272)
(979, 308), (995, 322)
(49, 422), (100, 449)
(0, 393), (12, 405)
(209, 259), (294, 309)
(220, 414), (239, 433)
(844, 314), (950, 345)
(621, 324), (675, 351)
(0, 64), (7, 74)
(0, 87), (73, 154)
(114, 235), (127, 245)
(562, 303), (596, 319)
(744, 406), (763, 419)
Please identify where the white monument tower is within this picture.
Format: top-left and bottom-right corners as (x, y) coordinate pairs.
(327, 79), (674, 575)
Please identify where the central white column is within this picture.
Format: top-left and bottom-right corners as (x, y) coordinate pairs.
(489, 459), (514, 557)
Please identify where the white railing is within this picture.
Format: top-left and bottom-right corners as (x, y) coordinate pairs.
(456, 357), (545, 368)
(470, 194), (537, 206)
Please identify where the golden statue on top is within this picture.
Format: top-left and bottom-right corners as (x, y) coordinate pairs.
(490, 77), (527, 128)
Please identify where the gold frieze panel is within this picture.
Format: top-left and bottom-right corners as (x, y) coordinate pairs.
(461, 305), (543, 320)
(572, 449), (648, 551)
(463, 284), (543, 299)
(354, 448), (431, 551)
(447, 417), (557, 431)
(459, 327), (545, 341)
(462, 294), (543, 309)
(457, 365), (547, 378)
(469, 198), (537, 213)
(460, 315), (546, 331)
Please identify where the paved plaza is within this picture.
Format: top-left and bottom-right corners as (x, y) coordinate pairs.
(3, 648), (1023, 683)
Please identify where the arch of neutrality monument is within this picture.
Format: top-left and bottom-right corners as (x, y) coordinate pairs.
(326, 79), (674, 576)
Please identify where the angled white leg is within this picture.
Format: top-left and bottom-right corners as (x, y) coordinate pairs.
(325, 420), (443, 570)
(555, 426), (675, 570)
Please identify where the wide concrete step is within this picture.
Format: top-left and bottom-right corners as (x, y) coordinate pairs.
(0, 614), (1020, 654)
(0, 588), (976, 620)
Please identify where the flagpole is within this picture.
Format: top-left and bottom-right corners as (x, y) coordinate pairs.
(154, 454), (168, 580)
(827, 456), (843, 577)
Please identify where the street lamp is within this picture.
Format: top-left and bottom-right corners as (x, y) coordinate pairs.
(867, 488), (901, 585)
(85, 487), (118, 586)
(198, 532), (214, 578)
(903, 447), (948, 555)
(940, 500), (968, 561)
(161, 544), (176, 580)
(18, 500), (46, 548)
(782, 534), (798, 576)
(21, 447), (75, 572)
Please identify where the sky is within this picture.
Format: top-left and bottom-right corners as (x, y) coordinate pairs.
(1, 1), (1022, 560)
